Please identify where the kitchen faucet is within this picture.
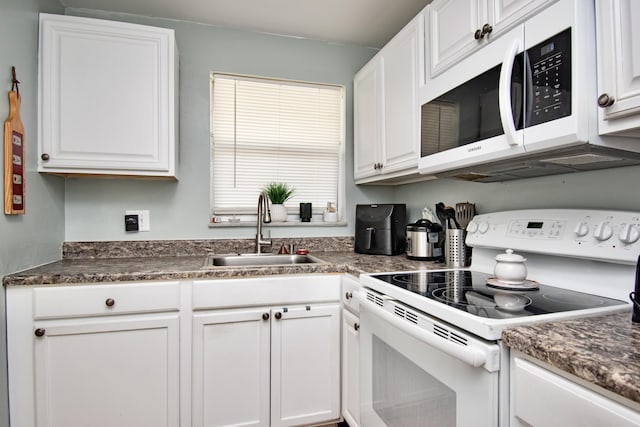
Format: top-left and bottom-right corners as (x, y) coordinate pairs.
(256, 191), (272, 254)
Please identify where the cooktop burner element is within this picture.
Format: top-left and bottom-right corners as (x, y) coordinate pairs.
(369, 270), (626, 320)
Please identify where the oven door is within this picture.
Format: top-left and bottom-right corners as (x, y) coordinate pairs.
(359, 296), (500, 427)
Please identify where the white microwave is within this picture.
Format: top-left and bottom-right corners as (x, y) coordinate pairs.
(418, 0), (640, 182)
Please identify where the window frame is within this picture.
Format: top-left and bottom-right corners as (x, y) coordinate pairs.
(209, 72), (346, 225)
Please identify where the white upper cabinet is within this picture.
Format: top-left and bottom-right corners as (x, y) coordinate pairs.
(353, 58), (383, 180)
(427, 0), (553, 78)
(38, 14), (178, 178)
(354, 16), (421, 184)
(428, 0), (487, 79)
(382, 19), (420, 175)
(596, 0), (640, 137)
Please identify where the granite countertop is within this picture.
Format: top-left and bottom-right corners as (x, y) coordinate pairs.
(503, 312), (640, 405)
(2, 251), (444, 286)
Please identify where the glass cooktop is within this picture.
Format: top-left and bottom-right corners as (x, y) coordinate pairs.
(370, 270), (627, 319)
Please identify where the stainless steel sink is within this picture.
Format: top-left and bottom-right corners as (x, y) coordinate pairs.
(204, 253), (324, 268)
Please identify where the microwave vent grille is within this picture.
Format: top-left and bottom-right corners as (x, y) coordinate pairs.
(539, 153), (622, 166)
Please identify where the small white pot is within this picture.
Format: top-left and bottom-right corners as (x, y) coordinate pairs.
(494, 249), (527, 284)
(270, 204), (287, 222)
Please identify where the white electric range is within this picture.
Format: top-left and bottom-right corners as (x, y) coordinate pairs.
(357, 209), (638, 427)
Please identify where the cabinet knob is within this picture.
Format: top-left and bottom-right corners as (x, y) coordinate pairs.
(481, 23), (493, 36)
(105, 298), (115, 307)
(275, 312), (282, 320)
(41, 153), (50, 161)
(474, 29), (484, 40)
(34, 328), (46, 337)
(354, 323), (360, 331)
(597, 93), (615, 108)
(262, 312), (270, 321)
(345, 291), (353, 300)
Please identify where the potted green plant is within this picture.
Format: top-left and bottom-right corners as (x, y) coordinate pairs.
(263, 182), (294, 222)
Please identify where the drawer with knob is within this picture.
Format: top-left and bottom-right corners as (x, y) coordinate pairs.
(32, 281), (180, 320)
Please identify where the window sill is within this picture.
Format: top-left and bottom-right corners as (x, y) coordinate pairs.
(208, 220), (348, 228)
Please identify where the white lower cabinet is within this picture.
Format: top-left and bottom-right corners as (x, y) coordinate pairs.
(271, 304), (341, 427)
(192, 303), (341, 427)
(341, 275), (361, 427)
(6, 281), (182, 427)
(341, 310), (360, 427)
(34, 314), (180, 427)
(510, 354), (640, 427)
(7, 275), (342, 427)
(191, 275), (342, 427)
(192, 308), (271, 427)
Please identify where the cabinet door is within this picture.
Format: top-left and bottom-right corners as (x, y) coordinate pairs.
(33, 314), (180, 427)
(490, 0), (552, 37)
(354, 58), (383, 180)
(596, 0), (640, 136)
(192, 308), (271, 427)
(428, 0), (487, 77)
(38, 14), (177, 177)
(271, 304), (341, 427)
(381, 18), (420, 174)
(342, 309), (360, 427)
(511, 356), (640, 427)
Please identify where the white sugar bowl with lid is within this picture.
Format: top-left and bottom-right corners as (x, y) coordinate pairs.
(494, 249), (527, 284)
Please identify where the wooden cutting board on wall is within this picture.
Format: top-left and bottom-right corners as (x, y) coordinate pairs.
(4, 67), (25, 215)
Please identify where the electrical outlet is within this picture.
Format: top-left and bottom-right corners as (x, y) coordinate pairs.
(125, 210), (150, 232)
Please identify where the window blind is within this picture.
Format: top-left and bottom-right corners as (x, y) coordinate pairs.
(210, 74), (344, 215)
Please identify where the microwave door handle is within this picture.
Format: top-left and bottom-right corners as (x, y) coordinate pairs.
(499, 39), (522, 146)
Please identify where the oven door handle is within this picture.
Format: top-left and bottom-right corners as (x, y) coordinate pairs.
(358, 295), (489, 369)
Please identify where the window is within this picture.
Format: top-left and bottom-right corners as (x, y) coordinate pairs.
(210, 73), (345, 221)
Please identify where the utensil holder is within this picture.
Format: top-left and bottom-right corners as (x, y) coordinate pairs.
(445, 229), (469, 268)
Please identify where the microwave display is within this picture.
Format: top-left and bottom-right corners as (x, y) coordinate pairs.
(421, 29), (572, 157)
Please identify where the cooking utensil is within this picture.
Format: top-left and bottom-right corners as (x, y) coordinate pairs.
(445, 206), (460, 229)
(435, 202), (447, 229)
(455, 202), (475, 229)
(630, 255), (640, 323)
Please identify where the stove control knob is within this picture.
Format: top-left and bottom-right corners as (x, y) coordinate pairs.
(574, 221), (590, 237)
(478, 221), (489, 234)
(619, 223), (640, 244)
(467, 221), (478, 233)
(594, 221), (614, 241)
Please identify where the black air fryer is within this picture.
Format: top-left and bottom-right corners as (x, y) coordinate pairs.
(355, 204), (406, 255)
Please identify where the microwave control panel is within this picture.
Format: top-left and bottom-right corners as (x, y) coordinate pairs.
(526, 28), (572, 127)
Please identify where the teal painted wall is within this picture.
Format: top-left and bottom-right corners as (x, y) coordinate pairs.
(63, 9), (394, 241)
(394, 165), (640, 223)
(0, 0), (66, 423)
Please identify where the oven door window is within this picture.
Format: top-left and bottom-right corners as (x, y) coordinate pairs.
(372, 335), (456, 426)
(360, 309), (499, 427)
(420, 56), (524, 156)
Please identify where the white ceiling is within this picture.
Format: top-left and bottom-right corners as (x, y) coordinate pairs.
(59, 0), (432, 48)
